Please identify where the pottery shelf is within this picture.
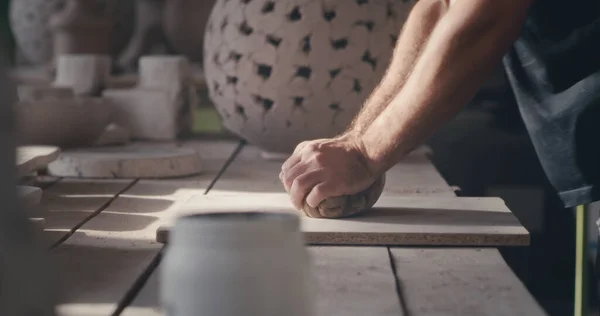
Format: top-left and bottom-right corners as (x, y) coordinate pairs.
(8, 64), (207, 89)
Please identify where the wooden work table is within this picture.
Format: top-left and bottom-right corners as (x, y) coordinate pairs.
(31, 139), (546, 316)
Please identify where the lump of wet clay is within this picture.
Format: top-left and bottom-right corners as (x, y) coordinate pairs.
(302, 174), (386, 219)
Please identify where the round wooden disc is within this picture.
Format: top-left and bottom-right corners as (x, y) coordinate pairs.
(16, 145), (60, 177)
(47, 146), (203, 178)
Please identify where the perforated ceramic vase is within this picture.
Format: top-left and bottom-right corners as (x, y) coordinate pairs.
(203, 0), (415, 154)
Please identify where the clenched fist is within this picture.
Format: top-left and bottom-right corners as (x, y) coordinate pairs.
(279, 134), (385, 218)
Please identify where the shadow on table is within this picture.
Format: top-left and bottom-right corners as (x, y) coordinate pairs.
(48, 241), (160, 309)
(43, 195), (170, 230)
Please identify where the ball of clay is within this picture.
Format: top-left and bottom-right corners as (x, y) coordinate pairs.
(302, 174), (386, 219)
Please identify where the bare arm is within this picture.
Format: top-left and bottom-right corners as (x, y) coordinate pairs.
(347, 0), (449, 135)
(360, 0), (534, 174)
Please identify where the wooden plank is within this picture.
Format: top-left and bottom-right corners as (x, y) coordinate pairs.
(390, 248), (546, 316)
(211, 144), (456, 195)
(53, 245), (158, 316)
(122, 247), (404, 316)
(307, 247), (403, 316)
(52, 184), (199, 316)
(41, 178), (134, 247)
(157, 193), (529, 246)
(384, 155), (457, 196)
(120, 265), (162, 316)
(53, 140), (239, 316)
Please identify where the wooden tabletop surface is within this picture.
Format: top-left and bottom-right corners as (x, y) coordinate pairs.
(30, 139), (546, 316)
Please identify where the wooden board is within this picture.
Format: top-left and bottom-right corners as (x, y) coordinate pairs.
(53, 245), (159, 316)
(41, 178), (134, 247)
(209, 144), (456, 195)
(52, 141), (240, 315)
(47, 146), (203, 179)
(390, 248), (546, 316)
(16, 145), (60, 177)
(383, 155), (458, 196)
(156, 193), (529, 246)
(121, 247), (404, 316)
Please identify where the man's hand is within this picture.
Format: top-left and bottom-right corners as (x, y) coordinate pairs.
(279, 134), (382, 212)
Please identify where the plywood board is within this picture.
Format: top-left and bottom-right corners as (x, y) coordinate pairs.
(383, 155), (457, 196)
(53, 244), (158, 316)
(121, 247), (404, 316)
(156, 193), (529, 246)
(390, 248), (546, 316)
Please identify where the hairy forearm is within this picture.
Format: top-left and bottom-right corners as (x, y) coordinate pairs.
(347, 0), (448, 135)
(360, 0), (533, 173)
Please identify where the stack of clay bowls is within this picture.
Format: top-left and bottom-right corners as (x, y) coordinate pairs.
(16, 85), (114, 148)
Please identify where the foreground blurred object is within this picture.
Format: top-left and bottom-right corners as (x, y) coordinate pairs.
(0, 51), (57, 315)
(161, 212), (312, 316)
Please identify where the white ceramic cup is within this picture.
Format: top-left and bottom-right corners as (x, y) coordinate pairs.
(161, 212), (312, 316)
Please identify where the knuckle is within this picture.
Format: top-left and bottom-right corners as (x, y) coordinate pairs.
(292, 175), (309, 191)
(305, 142), (320, 152)
(311, 185), (325, 200)
(282, 172), (294, 186)
(312, 153), (327, 164)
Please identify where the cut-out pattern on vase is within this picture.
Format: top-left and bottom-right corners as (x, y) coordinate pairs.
(203, 0), (416, 153)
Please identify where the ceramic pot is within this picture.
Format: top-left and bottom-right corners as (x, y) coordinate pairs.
(9, 0), (134, 65)
(161, 212), (312, 316)
(53, 54), (112, 96)
(116, 0), (165, 72)
(162, 0), (216, 62)
(9, 0), (63, 64)
(17, 96), (114, 148)
(49, 0), (113, 59)
(203, 0), (416, 154)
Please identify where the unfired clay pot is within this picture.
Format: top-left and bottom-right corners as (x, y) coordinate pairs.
(49, 0), (113, 58)
(203, 0), (416, 154)
(116, 0), (165, 71)
(17, 96), (114, 148)
(9, 0), (64, 64)
(161, 212), (311, 316)
(162, 0), (216, 63)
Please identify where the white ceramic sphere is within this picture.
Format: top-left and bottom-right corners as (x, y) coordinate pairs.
(203, 0), (416, 153)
